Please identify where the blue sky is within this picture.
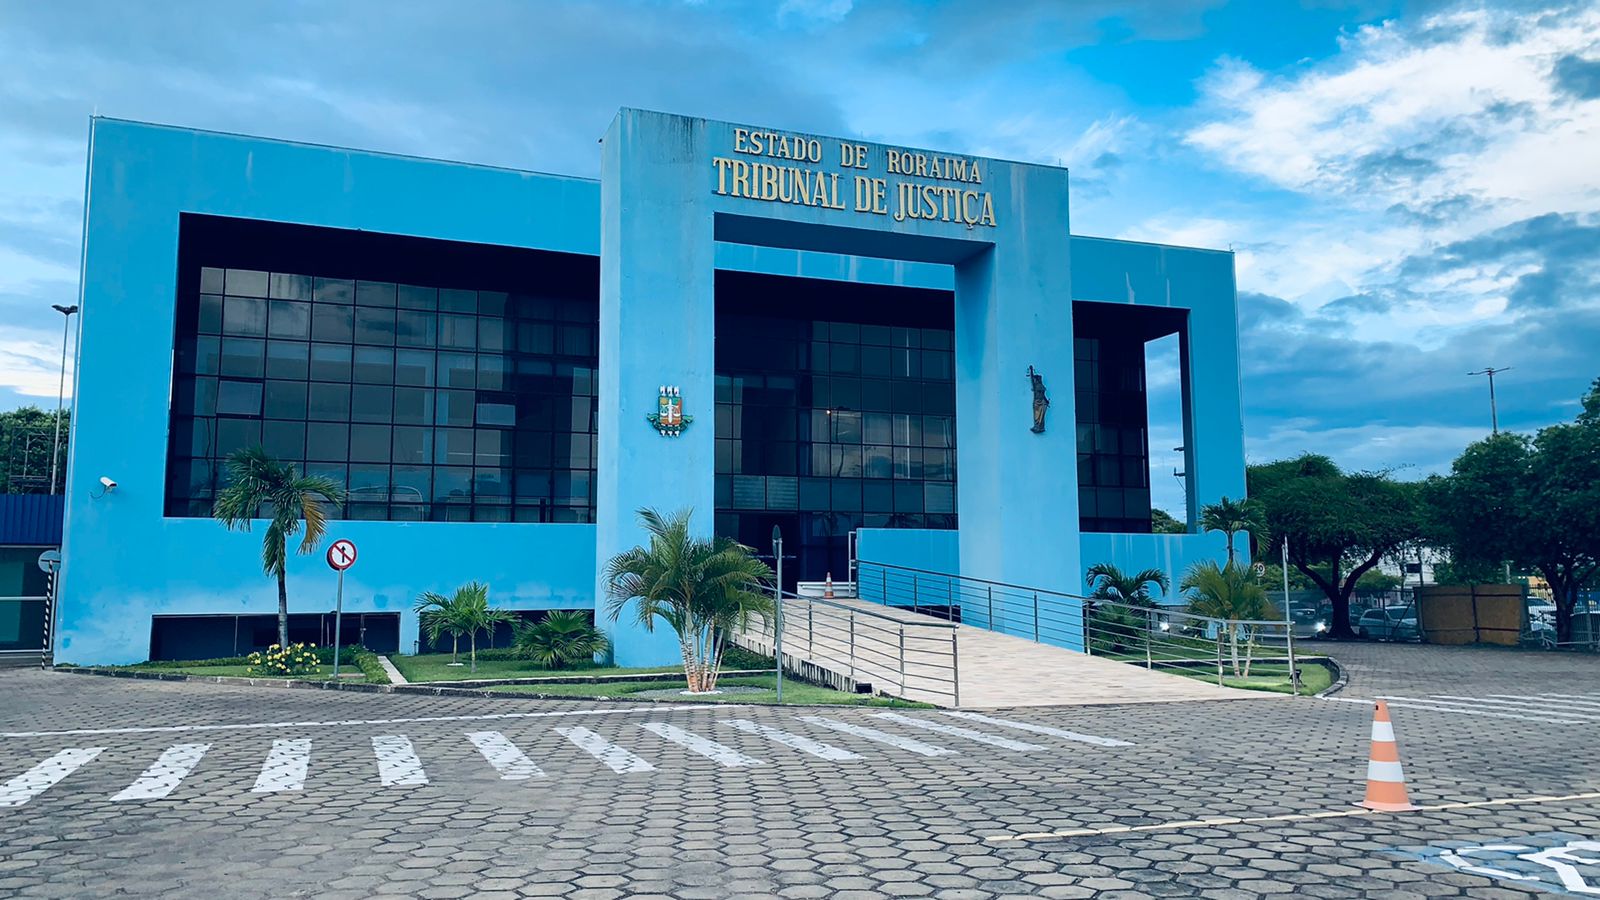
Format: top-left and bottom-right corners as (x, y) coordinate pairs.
(2, 0), (1597, 515)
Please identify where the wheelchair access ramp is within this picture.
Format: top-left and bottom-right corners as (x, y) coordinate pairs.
(734, 585), (1276, 708)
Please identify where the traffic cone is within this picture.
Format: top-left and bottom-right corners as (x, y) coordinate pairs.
(1358, 700), (1417, 811)
(824, 573), (834, 599)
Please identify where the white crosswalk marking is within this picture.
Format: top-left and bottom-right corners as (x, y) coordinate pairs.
(1430, 696), (1600, 720)
(0, 748), (104, 808)
(871, 712), (1045, 751)
(1374, 696), (1584, 725)
(466, 731), (545, 780)
(1486, 694), (1600, 711)
(639, 722), (764, 767)
(720, 719), (860, 761)
(252, 738), (312, 792)
(370, 735), (428, 786)
(796, 715), (954, 757)
(111, 744), (209, 801)
(556, 726), (654, 773)
(940, 711), (1134, 747)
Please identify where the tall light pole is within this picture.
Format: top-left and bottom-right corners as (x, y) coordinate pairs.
(1468, 366), (1511, 435)
(48, 304), (79, 495)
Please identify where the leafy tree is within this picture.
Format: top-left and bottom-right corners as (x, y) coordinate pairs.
(603, 508), (774, 693)
(1200, 495), (1265, 565)
(414, 582), (513, 673)
(1431, 384), (1600, 641)
(1248, 454), (1423, 639)
(513, 611), (612, 669)
(0, 406), (68, 494)
(1181, 560), (1277, 676)
(1151, 508), (1187, 534)
(213, 446), (344, 648)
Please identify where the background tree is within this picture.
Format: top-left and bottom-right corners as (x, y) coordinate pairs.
(415, 589), (467, 663)
(513, 610), (612, 669)
(604, 508), (773, 693)
(453, 582), (514, 673)
(0, 406), (68, 494)
(1151, 509), (1187, 534)
(1199, 495), (1264, 565)
(213, 446), (344, 648)
(1083, 563), (1170, 655)
(1248, 454), (1423, 639)
(1181, 560), (1277, 676)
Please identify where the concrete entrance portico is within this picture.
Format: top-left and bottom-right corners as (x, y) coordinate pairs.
(599, 109), (1076, 665)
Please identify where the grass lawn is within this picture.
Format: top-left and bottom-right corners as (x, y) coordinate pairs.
(1166, 660), (1334, 695)
(484, 674), (933, 707)
(389, 653), (688, 683)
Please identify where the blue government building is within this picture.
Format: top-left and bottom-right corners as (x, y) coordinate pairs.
(56, 109), (1245, 666)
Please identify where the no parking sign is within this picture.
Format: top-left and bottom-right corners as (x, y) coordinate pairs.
(326, 539), (357, 571)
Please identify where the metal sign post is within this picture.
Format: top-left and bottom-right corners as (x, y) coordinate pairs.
(37, 550), (61, 669)
(771, 526), (783, 704)
(1282, 537), (1297, 696)
(325, 539), (358, 680)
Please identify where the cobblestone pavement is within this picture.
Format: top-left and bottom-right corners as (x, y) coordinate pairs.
(0, 651), (1597, 899)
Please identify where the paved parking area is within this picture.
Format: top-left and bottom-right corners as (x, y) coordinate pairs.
(0, 645), (1596, 899)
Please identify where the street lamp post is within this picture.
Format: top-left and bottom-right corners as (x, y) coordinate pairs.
(771, 525), (784, 704)
(1468, 366), (1511, 435)
(48, 304), (79, 495)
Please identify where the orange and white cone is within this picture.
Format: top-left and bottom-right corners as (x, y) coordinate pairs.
(824, 573), (835, 599)
(1358, 700), (1417, 811)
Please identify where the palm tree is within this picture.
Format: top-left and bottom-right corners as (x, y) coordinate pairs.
(414, 590), (466, 664)
(213, 446), (344, 649)
(1083, 563), (1171, 654)
(603, 508), (774, 693)
(415, 582), (512, 673)
(1182, 560), (1278, 677)
(513, 611), (612, 670)
(1084, 563), (1170, 608)
(1200, 496), (1265, 566)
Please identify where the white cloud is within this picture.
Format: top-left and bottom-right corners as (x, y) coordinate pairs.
(0, 329), (73, 399)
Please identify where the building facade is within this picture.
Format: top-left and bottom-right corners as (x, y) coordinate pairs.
(57, 109), (1245, 666)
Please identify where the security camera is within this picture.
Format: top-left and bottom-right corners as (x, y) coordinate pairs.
(99, 476), (117, 492)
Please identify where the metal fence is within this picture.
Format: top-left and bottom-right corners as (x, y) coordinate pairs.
(0, 596), (48, 666)
(732, 588), (960, 707)
(857, 560), (1312, 694)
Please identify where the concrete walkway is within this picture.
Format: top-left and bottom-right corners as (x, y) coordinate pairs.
(742, 595), (1276, 708)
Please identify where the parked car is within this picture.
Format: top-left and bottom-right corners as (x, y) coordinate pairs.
(1357, 607), (1420, 641)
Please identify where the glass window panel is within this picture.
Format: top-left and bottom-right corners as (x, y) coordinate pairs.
(392, 427), (432, 464)
(863, 413), (892, 445)
(310, 343), (352, 381)
(219, 338), (264, 378)
(198, 295), (223, 334)
(268, 273), (311, 301)
(395, 349), (434, 386)
(478, 318), (508, 352)
(439, 352), (476, 388)
(436, 389), (474, 427)
(476, 400), (515, 427)
(863, 444), (893, 479)
(475, 429), (511, 466)
(390, 466), (431, 519)
(216, 380), (263, 417)
(894, 480), (923, 513)
(349, 425), (392, 463)
(831, 479), (862, 511)
(314, 278), (353, 304)
(223, 296), (267, 336)
(923, 416), (954, 448)
(353, 347), (394, 384)
(766, 476), (798, 510)
(304, 462), (348, 497)
(355, 307), (396, 345)
(348, 463), (389, 500)
(832, 378), (861, 409)
(477, 356), (508, 391)
(859, 379), (891, 411)
(264, 381), (307, 419)
(225, 269), (268, 298)
(923, 383), (955, 414)
(863, 481), (894, 513)
(438, 288), (476, 313)
(262, 421), (305, 461)
(829, 343), (859, 374)
(439, 314), (477, 349)
(215, 418), (261, 456)
(831, 410), (862, 444)
(516, 469), (552, 499)
(568, 395), (592, 432)
(312, 304), (353, 342)
(831, 444), (863, 478)
(355, 281), (396, 307)
(921, 328), (951, 350)
(560, 325), (592, 356)
(265, 340), (309, 380)
(195, 336), (221, 375)
(519, 322), (554, 355)
(398, 284), (437, 310)
(393, 387), (433, 425)
(476, 290), (507, 317)
(183, 459), (216, 499)
(732, 476), (765, 509)
(269, 300), (311, 339)
(434, 466), (472, 503)
(435, 428), (474, 465)
(799, 477), (830, 510)
(922, 350), (952, 380)
(924, 449), (952, 481)
(395, 310), (436, 348)
(200, 268), (225, 294)
(924, 483), (955, 514)
(351, 385), (393, 423)
(308, 383), (351, 421)
(474, 467), (511, 501)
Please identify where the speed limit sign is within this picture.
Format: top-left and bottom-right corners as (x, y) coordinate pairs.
(1252, 561), (1267, 577)
(326, 539), (358, 571)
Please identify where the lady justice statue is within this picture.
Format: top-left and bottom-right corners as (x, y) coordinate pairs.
(1027, 365), (1049, 433)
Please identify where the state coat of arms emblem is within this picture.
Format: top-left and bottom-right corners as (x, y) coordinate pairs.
(646, 385), (693, 437)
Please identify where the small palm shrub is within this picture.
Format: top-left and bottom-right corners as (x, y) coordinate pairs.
(246, 642), (320, 677)
(513, 611), (612, 669)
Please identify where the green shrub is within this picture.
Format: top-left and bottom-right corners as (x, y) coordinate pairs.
(246, 642), (320, 677)
(512, 611), (612, 669)
(722, 645), (774, 670)
(349, 646), (390, 685)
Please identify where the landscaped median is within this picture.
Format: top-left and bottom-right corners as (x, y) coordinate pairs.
(59, 644), (392, 686)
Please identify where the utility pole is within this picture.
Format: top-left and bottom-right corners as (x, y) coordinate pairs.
(49, 304), (79, 495)
(1468, 366), (1511, 435)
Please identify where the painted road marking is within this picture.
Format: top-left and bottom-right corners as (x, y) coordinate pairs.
(797, 715), (954, 757)
(1372, 696), (1585, 725)
(466, 731), (544, 780)
(640, 722), (764, 767)
(556, 726), (654, 774)
(0, 748), (104, 808)
(0, 704), (748, 740)
(1431, 696), (1600, 720)
(110, 743), (209, 801)
(252, 739), (311, 793)
(370, 735), (428, 786)
(872, 712), (1045, 751)
(941, 711), (1133, 747)
(1484, 694), (1600, 711)
(986, 791), (1600, 843)
(719, 719), (860, 761)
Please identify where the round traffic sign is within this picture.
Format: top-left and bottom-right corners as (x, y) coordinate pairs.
(1252, 562), (1267, 577)
(326, 539), (358, 571)
(37, 549), (61, 574)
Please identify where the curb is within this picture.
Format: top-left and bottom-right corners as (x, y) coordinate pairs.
(1315, 655), (1349, 698)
